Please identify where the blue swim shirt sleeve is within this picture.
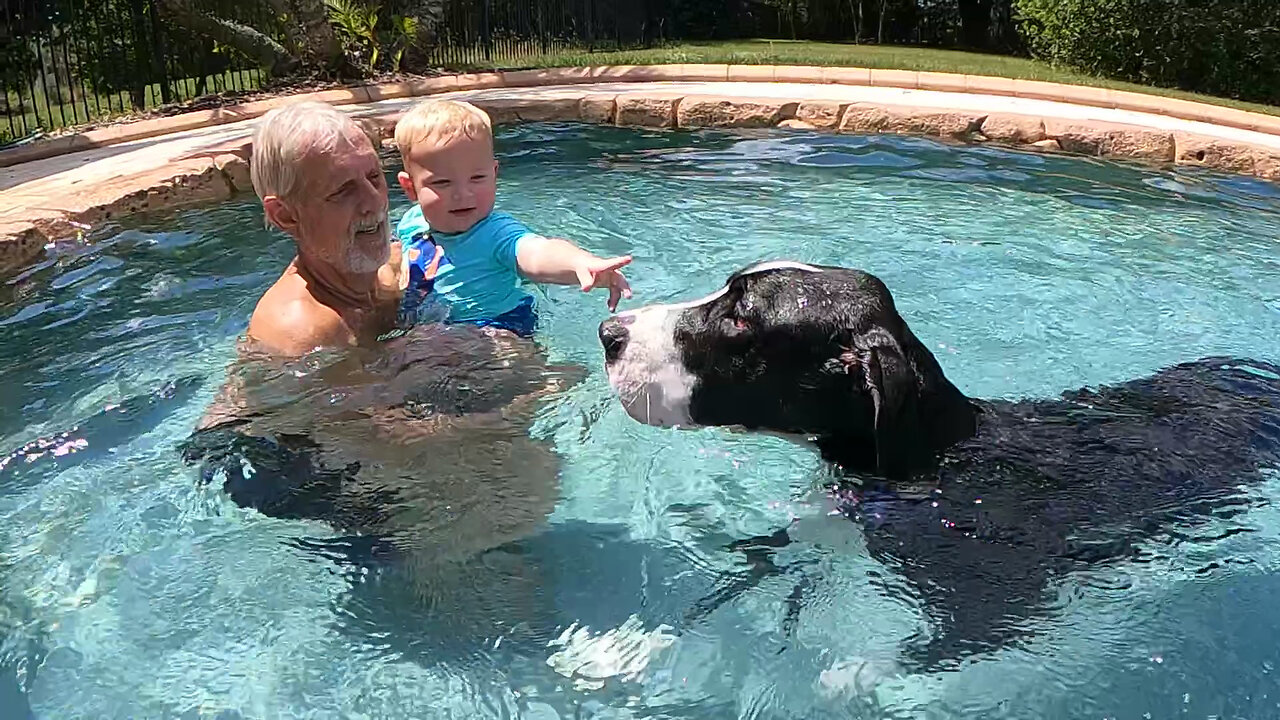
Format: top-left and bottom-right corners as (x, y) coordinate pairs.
(487, 213), (544, 272)
(395, 204), (429, 243)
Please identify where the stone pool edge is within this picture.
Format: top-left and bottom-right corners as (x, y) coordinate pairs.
(4, 66), (1280, 276)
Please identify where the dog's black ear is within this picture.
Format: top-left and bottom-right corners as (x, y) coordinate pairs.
(844, 327), (929, 479)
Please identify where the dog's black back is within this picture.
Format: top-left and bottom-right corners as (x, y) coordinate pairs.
(835, 356), (1280, 667)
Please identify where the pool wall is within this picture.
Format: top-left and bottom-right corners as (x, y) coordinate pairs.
(4, 64), (1280, 276)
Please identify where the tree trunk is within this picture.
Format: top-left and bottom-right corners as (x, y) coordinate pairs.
(156, 0), (298, 74)
(878, 0), (887, 43)
(285, 0), (346, 73)
(849, 0), (861, 42)
(398, 0), (444, 71)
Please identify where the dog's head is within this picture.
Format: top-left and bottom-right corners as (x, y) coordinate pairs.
(599, 262), (979, 478)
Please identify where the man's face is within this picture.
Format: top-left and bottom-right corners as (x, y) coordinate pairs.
(397, 135), (498, 235)
(273, 128), (391, 275)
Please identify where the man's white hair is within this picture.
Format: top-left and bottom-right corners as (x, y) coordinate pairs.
(250, 100), (374, 202)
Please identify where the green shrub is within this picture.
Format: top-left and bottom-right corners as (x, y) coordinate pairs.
(1014, 0), (1280, 105)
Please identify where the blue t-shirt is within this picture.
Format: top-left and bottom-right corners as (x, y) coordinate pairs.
(395, 204), (538, 323)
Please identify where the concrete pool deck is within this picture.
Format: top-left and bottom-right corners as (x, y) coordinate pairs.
(4, 64), (1280, 275)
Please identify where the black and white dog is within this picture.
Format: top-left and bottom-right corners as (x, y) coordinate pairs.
(599, 261), (1280, 668)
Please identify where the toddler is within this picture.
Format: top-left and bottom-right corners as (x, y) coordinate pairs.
(394, 99), (631, 336)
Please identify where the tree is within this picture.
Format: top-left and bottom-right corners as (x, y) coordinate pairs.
(155, 0), (299, 74)
(156, 0), (441, 79)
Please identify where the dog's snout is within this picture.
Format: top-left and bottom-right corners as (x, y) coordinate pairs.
(599, 316), (631, 361)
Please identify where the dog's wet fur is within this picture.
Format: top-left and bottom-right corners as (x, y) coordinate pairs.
(600, 262), (1280, 668)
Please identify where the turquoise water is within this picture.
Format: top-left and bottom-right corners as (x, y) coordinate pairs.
(3, 123), (1280, 718)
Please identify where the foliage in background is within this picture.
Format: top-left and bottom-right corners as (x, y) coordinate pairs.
(1015, 0), (1280, 105)
(324, 0), (421, 73)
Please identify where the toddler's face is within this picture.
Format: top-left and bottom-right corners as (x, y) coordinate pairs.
(398, 135), (498, 234)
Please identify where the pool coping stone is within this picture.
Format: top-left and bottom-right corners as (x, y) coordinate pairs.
(4, 65), (1280, 275)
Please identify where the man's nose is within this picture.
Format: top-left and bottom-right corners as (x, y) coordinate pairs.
(598, 315), (632, 361)
(359, 175), (385, 210)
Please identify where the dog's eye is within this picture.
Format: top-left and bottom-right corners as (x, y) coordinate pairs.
(721, 313), (750, 334)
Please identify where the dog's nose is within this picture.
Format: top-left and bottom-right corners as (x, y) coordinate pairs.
(599, 316), (631, 361)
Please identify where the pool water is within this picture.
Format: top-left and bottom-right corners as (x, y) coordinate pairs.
(3, 123), (1280, 719)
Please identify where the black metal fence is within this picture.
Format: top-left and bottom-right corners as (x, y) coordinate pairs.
(2, 0), (274, 142)
(2, 0), (1019, 142)
(428, 0), (661, 67)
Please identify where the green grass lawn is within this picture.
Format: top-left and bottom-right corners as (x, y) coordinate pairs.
(5, 39), (1279, 141)
(460, 40), (1280, 118)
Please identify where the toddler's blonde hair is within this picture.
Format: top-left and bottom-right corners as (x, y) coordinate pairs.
(394, 99), (493, 158)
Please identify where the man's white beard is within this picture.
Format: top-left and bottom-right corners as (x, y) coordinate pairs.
(345, 219), (391, 274)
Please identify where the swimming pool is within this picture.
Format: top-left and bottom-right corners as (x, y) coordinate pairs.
(3, 122), (1280, 719)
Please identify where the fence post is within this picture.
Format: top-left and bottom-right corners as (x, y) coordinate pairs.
(147, 0), (172, 104)
(127, 0), (149, 108)
(482, 0), (492, 61)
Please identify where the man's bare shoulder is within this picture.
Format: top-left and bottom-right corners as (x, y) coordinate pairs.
(247, 272), (353, 357)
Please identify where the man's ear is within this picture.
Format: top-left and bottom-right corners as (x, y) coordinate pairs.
(396, 171), (417, 200)
(262, 195), (299, 234)
(844, 327), (929, 479)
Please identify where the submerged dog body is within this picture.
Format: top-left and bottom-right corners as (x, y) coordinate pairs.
(600, 262), (1280, 667)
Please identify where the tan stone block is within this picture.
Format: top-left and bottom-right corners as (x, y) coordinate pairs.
(821, 67), (872, 86)
(967, 75), (1017, 97)
(1254, 152), (1280, 179)
(143, 110), (219, 137)
(677, 97), (797, 128)
(1246, 116), (1280, 135)
(469, 96), (582, 125)
(57, 161), (232, 231)
(1031, 139), (1062, 151)
(1173, 133), (1257, 174)
(502, 68), (585, 86)
(980, 114), (1047, 144)
(214, 153), (252, 193)
(1044, 119), (1175, 161)
(579, 95), (617, 124)
(679, 64), (730, 81)
(917, 71), (969, 94)
(591, 65), (641, 82)
(869, 69), (918, 89)
(455, 72), (504, 90)
(795, 101), (847, 130)
(0, 135), (83, 168)
(1056, 84), (1114, 109)
(307, 87), (373, 105)
(406, 76), (459, 96)
(726, 65), (775, 82)
(773, 65), (829, 84)
(1010, 78), (1068, 102)
(1110, 91), (1173, 117)
(615, 94), (680, 128)
(839, 105), (984, 139)
(622, 65), (689, 81)
(778, 119), (818, 130)
(0, 221), (47, 276)
(365, 81), (416, 101)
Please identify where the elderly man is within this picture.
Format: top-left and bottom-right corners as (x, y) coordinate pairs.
(245, 101), (405, 356)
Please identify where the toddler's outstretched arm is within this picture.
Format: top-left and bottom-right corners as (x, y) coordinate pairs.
(517, 236), (633, 312)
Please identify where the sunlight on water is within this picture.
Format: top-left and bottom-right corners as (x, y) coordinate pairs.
(2, 124), (1279, 719)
